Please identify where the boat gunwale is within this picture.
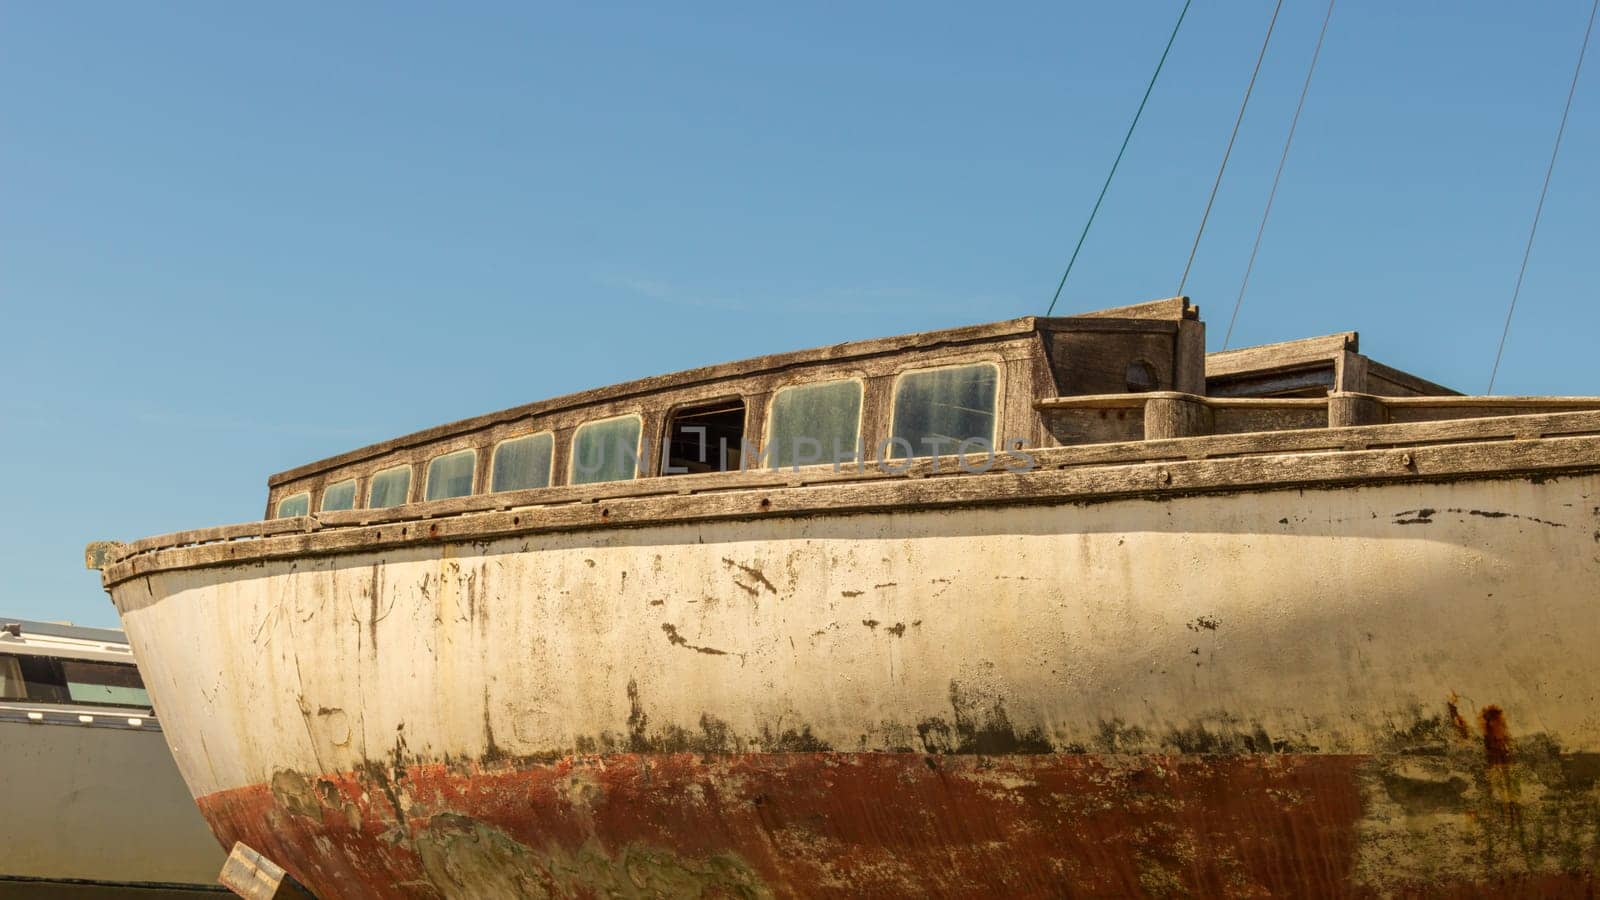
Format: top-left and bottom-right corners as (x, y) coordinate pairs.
(101, 407), (1600, 593)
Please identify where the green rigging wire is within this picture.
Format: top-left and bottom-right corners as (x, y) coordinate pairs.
(1487, 0), (1599, 394)
(1177, 0), (1286, 299)
(1045, 0), (1193, 316)
(1223, 0), (1337, 350)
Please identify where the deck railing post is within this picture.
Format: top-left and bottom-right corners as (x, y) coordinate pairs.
(1328, 393), (1387, 428)
(1144, 395), (1214, 440)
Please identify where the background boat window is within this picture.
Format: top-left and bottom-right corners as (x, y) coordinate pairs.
(321, 478), (357, 512)
(367, 465), (412, 508)
(60, 659), (151, 708)
(571, 416), (642, 485)
(425, 449), (477, 501)
(665, 399), (745, 475)
(0, 654), (23, 700)
(889, 363), (999, 459)
(767, 380), (863, 468)
(1, 655), (69, 704)
(491, 433), (554, 492)
(275, 492), (309, 518)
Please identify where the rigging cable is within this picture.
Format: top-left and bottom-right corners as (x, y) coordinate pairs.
(1223, 0), (1337, 350)
(1487, 0), (1599, 393)
(1176, 0), (1287, 299)
(1046, 0), (1193, 316)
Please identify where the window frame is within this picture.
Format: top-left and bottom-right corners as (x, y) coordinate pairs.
(366, 464), (414, 509)
(274, 491), (311, 519)
(319, 477), (359, 512)
(884, 359), (1004, 460)
(424, 448), (479, 502)
(568, 413), (645, 485)
(488, 430), (556, 494)
(661, 395), (748, 476)
(762, 376), (867, 470)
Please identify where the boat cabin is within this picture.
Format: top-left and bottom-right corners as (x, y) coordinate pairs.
(262, 297), (1457, 519)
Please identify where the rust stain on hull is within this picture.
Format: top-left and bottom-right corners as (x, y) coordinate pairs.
(194, 751), (1597, 899)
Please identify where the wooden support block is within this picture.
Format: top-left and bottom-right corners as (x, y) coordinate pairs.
(1144, 396), (1214, 440)
(1328, 393), (1388, 428)
(219, 841), (317, 900)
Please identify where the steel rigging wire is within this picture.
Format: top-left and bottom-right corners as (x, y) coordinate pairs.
(1223, 0), (1337, 350)
(1487, 0), (1599, 394)
(1176, 0), (1286, 300)
(1045, 0), (1193, 317)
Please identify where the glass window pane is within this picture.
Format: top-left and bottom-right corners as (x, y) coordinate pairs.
(275, 492), (309, 518)
(570, 416), (641, 485)
(0, 655), (23, 700)
(491, 433), (554, 492)
(367, 465), (412, 508)
(889, 364), (999, 459)
(58, 659), (151, 708)
(768, 380), (863, 469)
(425, 449), (477, 501)
(321, 479), (357, 512)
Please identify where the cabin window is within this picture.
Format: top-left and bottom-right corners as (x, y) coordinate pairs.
(367, 465), (412, 508)
(59, 660), (151, 708)
(275, 492), (310, 518)
(664, 399), (745, 475)
(767, 380), (863, 469)
(321, 479), (357, 512)
(425, 449), (477, 501)
(490, 433), (554, 492)
(0, 655), (23, 700)
(570, 415), (642, 485)
(889, 363), (1000, 459)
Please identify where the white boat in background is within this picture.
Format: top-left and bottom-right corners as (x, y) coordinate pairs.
(0, 617), (225, 898)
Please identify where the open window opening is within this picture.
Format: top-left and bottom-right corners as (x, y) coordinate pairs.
(664, 399), (746, 475)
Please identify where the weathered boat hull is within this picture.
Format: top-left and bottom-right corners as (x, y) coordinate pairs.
(109, 468), (1600, 898)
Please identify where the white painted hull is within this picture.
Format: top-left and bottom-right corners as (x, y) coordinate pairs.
(110, 473), (1600, 897)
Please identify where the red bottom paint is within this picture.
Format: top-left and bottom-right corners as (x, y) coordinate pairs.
(196, 753), (1594, 898)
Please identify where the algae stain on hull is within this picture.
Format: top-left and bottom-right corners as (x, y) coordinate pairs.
(413, 815), (771, 900)
(1356, 703), (1600, 892)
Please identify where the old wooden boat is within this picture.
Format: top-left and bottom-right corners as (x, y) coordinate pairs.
(0, 617), (226, 898)
(91, 298), (1600, 897)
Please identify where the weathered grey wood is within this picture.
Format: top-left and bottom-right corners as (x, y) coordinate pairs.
(1174, 315), (1207, 395)
(1365, 358), (1459, 397)
(1041, 392), (1600, 443)
(1328, 393), (1387, 428)
(218, 841), (317, 900)
(1205, 333), (1358, 381)
(83, 540), (125, 571)
(1069, 296), (1194, 321)
(1334, 350), (1368, 393)
(1144, 396), (1212, 440)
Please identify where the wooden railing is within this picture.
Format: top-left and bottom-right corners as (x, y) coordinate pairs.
(1036, 391), (1600, 444)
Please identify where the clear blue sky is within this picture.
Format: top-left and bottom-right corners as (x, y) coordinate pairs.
(3, 2), (1596, 626)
